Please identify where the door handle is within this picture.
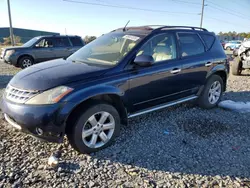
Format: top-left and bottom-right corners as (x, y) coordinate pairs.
(170, 68), (181, 74)
(205, 62), (213, 67)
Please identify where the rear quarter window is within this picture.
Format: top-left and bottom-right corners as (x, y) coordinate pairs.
(178, 33), (205, 57)
(53, 37), (71, 47)
(199, 34), (215, 49)
(70, 37), (84, 46)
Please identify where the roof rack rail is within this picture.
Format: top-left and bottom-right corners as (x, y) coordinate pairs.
(141, 25), (166, 28)
(111, 26), (154, 32)
(154, 26), (208, 32)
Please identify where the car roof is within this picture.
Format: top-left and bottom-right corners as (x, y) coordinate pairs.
(37, 35), (81, 38)
(112, 25), (213, 36)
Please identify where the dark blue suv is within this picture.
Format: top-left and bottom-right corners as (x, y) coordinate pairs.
(0, 26), (229, 153)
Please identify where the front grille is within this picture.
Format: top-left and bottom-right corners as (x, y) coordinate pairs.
(5, 85), (39, 104)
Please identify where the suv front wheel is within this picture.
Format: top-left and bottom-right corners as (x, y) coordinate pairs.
(198, 75), (223, 109)
(67, 102), (121, 154)
(19, 56), (34, 69)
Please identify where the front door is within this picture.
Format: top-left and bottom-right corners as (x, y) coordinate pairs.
(127, 32), (189, 113)
(33, 37), (55, 62)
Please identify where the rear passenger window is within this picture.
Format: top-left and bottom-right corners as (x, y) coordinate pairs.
(53, 37), (71, 47)
(178, 33), (205, 57)
(70, 37), (83, 46)
(200, 34), (215, 49)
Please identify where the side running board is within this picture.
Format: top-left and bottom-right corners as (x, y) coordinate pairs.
(128, 95), (198, 118)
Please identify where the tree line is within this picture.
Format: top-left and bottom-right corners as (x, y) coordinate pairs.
(218, 31), (250, 38)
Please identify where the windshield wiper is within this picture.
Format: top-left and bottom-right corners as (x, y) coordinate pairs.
(71, 59), (89, 65)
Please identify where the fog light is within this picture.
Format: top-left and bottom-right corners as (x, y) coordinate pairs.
(36, 128), (43, 135)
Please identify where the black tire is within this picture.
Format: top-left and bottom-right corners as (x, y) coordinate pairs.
(18, 56), (34, 69)
(198, 75), (223, 109)
(226, 46), (231, 51)
(67, 102), (121, 154)
(231, 57), (242, 75)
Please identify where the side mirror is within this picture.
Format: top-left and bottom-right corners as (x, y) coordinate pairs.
(134, 55), (154, 67)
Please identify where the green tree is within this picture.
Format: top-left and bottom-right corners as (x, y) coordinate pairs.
(84, 36), (97, 44)
(218, 31), (223, 36)
(227, 31), (233, 37)
(3, 35), (21, 45)
(232, 31), (237, 37)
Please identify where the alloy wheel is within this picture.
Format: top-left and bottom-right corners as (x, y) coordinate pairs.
(22, 59), (32, 68)
(82, 111), (115, 149)
(208, 81), (222, 104)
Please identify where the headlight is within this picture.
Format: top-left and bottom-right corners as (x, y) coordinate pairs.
(25, 86), (73, 105)
(5, 50), (15, 56)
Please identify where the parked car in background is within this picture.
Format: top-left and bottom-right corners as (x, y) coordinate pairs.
(232, 40), (250, 75)
(1, 25), (229, 153)
(220, 40), (227, 48)
(0, 35), (84, 68)
(224, 40), (241, 50)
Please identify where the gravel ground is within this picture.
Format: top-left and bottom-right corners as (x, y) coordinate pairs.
(0, 62), (250, 187)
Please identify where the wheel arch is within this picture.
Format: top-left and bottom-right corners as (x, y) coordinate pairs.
(206, 66), (228, 91)
(64, 93), (128, 135)
(17, 54), (35, 65)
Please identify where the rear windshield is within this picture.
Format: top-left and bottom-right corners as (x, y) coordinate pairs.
(70, 37), (83, 46)
(200, 34), (215, 49)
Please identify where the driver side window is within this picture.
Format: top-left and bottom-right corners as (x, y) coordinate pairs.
(137, 33), (177, 63)
(35, 38), (54, 48)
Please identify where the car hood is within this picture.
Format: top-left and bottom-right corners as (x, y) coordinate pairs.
(9, 59), (109, 90)
(3, 46), (29, 51)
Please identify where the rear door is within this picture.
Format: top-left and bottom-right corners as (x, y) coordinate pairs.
(176, 32), (213, 93)
(32, 37), (56, 62)
(53, 37), (72, 59)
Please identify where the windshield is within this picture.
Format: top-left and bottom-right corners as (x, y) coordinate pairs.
(22, 37), (40, 47)
(67, 32), (142, 66)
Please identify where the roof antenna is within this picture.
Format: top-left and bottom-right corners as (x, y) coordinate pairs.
(123, 20), (130, 32)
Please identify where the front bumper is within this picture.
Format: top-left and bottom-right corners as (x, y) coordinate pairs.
(0, 97), (76, 143)
(0, 54), (18, 65)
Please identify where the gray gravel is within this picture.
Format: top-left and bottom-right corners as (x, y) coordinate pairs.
(0, 62), (250, 187)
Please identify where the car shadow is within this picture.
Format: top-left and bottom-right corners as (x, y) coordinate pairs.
(0, 75), (13, 89)
(89, 91), (250, 178)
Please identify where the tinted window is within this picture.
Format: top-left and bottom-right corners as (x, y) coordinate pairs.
(70, 37), (83, 46)
(200, 34), (215, 49)
(178, 33), (205, 57)
(53, 37), (70, 47)
(137, 33), (177, 63)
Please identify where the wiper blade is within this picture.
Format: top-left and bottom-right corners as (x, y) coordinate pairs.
(71, 59), (89, 64)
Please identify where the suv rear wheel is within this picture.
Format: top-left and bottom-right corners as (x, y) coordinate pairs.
(198, 75), (223, 109)
(19, 56), (34, 69)
(67, 102), (120, 153)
